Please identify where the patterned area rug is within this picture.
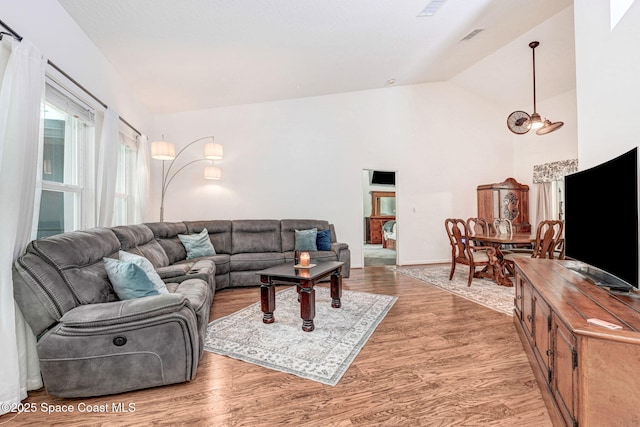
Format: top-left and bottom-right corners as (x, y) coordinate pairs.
(204, 286), (397, 386)
(393, 264), (514, 316)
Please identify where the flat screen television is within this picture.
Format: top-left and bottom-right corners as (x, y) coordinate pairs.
(371, 171), (395, 186)
(564, 147), (639, 290)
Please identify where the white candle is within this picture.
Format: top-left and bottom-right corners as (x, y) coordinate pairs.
(300, 252), (310, 266)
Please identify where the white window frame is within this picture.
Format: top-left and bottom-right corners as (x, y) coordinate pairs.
(36, 77), (96, 237)
(112, 124), (139, 226)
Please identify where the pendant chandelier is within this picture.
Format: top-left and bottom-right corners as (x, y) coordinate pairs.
(507, 41), (564, 136)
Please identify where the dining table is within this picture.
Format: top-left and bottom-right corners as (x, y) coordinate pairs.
(470, 232), (536, 287)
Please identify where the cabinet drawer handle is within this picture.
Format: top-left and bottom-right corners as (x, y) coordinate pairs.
(517, 295), (522, 300)
(527, 315), (533, 321)
(546, 349), (554, 356)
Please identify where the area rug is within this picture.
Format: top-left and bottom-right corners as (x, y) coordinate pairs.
(393, 265), (514, 316)
(204, 286), (397, 386)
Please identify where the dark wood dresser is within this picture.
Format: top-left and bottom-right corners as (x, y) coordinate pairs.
(513, 258), (640, 427)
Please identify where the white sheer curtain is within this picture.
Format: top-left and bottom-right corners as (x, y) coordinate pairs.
(0, 38), (46, 414)
(135, 134), (151, 223)
(96, 108), (119, 226)
(535, 182), (554, 225)
(532, 159), (578, 229)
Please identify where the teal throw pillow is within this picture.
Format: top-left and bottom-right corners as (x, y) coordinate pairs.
(178, 228), (216, 259)
(295, 228), (318, 251)
(104, 257), (160, 300)
(316, 229), (331, 251)
(119, 251), (168, 294)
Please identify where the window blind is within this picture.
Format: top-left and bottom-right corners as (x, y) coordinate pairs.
(45, 78), (95, 125)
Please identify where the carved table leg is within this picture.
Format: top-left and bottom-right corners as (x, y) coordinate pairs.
(260, 282), (276, 324)
(300, 284), (316, 332)
(486, 246), (513, 287)
(330, 268), (342, 308)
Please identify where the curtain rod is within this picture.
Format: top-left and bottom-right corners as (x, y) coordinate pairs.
(0, 18), (142, 137)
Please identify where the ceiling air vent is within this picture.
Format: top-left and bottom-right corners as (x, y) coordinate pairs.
(461, 29), (484, 41)
(417, 0), (447, 17)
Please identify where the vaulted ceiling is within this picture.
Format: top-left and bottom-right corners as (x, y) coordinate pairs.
(58, 0), (574, 114)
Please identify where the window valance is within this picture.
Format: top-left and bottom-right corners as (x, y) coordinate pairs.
(533, 159), (578, 183)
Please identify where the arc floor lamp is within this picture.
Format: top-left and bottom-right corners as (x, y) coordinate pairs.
(151, 136), (223, 222)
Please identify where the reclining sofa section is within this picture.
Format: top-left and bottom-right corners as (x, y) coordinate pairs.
(143, 219), (351, 289)
(12, 218), (350, 398)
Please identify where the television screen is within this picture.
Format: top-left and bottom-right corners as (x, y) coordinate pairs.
(564, 147), (638, 288)
(371, 171), (395, 186)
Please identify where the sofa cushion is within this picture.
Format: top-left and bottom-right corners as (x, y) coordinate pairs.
(145, 222), (188, 264)
(111, 224), (170, 268)
(231, 220), (281, 254)
(178, 229), (216, 259)
(295, 228), (318, 251)
(280, 219), (331, 252)
(119, 251), (168, 294)
(230, 252), (285, 271)
(103, 258), (160, 300)
(28, 228), (121, 305)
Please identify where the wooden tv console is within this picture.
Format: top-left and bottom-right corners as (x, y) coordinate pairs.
(513, 258), (640, 427)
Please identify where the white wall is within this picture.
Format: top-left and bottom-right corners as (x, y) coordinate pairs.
(574, 0), (640, 167)
(153, 82), (513, 267)
(0, 0), (153, 136)
(452, 6), (578, 230)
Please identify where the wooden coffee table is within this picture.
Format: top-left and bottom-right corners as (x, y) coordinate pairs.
(256, 261), (344, 332)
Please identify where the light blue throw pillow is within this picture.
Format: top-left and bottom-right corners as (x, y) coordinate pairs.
(103, 257), (160, 300)
(119, 251), (168, 294)
(295, 228), (318, 251)
(178, 228), (216, 259)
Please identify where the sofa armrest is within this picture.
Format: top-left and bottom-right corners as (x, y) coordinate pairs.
(331, 242), (350, 278)
(59, 293), (190, 328)
(331, 242), (348, 252)
(162, 260), (216, 293)
(156, 264), (192, 279)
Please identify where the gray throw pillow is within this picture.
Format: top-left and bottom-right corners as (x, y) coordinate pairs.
(178, 228), (216, 259)
(295, 228), (318, 251)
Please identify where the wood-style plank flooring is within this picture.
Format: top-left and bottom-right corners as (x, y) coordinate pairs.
(2, 266), (552, 426)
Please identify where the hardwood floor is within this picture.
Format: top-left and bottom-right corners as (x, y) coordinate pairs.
(3, 266), (552, 426)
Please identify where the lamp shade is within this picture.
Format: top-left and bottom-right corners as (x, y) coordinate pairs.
(151, 141), (176, 160)
(204, 165), (222, 180)
(204, 142), (223, 160)
(536, 119), (564, 135)
(529, 113), (544, 130)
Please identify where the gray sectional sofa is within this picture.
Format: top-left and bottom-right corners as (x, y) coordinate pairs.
(12, 219), (349, 397)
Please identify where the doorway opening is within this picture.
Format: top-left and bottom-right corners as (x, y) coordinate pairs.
(362, 169), (397, 266)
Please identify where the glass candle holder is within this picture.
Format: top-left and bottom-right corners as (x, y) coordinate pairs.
(300, 252), (310, 266)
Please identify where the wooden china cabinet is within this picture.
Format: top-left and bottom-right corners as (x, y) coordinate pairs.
(365, 191), (395, 244)
(477, 177), (530, 232)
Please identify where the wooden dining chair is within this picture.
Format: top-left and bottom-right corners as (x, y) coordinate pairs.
(493, 218), (513, 236)
(466, 217), (490, 236)
(504, 220), (564, 273)
(444, 218), (493, 286)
